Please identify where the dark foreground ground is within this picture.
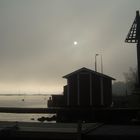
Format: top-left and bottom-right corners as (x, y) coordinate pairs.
(0, 121), (140, 140)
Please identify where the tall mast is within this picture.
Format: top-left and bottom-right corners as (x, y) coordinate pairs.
(125, 11), (140, 87)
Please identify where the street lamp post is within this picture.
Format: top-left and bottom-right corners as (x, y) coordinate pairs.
(95, 54), (99, 72)
(101, 54), (103, 73)
(95, 54), (103, 73)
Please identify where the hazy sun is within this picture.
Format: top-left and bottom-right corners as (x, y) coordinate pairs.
(73, 41), (78, 46)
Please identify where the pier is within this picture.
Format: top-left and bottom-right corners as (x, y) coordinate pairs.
(0, 107), (140, 113)
(0, 107), (140, 124)
(0, 107), (57, 114)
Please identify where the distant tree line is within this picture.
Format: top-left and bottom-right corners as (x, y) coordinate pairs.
(112, 67), (137, 96)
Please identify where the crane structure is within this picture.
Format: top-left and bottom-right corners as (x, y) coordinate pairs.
(125, 11), (140, 88)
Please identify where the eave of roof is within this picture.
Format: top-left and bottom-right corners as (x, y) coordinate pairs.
(63, 67), (115, 80)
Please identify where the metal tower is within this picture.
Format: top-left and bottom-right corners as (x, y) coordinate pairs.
(125, 11), (140, 87)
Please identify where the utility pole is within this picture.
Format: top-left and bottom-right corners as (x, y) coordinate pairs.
(95, 54), (99, 72)
(101, 54), (103, 73)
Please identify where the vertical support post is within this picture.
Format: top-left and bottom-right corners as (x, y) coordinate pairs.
(77, 120), (82, 140)
(101, 55), (103, 74)
(95, 56), (97, 71)
(137, 41), (140, 87)
(77, 74), (80, 106)
(67, 80), (70, 106)
(95, 54), (99, 72)
(90, 73), (92, 106)
(136, 11), (140, 87)
(100, 77), (104, 106)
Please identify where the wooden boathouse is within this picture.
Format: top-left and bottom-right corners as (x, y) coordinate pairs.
(48, 67), (115, 108)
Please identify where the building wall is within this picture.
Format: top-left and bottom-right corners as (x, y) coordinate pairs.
(63, 85), (67, 106)
(48, 70), (113, 108)
(50, 95), (65, 107)
(92, 74), (101, 106)
(67, 72), (112, 107)
(103, 78), (112, 107)
(79, 73), (90, 106)
(68, 75), (78, 107)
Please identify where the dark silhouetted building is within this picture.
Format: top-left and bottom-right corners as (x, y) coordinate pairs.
(48, 67), (115, 108)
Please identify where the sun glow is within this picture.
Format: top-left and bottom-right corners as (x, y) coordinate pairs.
(73, 41), (78, 46)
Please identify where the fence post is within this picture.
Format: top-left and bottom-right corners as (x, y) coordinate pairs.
(77, 120), (82, 140)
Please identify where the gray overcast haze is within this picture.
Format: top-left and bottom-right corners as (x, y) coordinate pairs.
(0, 0), (140, 94)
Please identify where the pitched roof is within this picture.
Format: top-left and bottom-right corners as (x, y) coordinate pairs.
(63, 67), (115, 80)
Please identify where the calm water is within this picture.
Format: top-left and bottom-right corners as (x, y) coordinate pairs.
(0, 95), (55, 122)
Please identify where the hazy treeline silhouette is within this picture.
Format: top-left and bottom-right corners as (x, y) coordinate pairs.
(113, 67), (137, 96)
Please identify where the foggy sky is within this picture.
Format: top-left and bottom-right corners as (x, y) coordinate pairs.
(0, 0), (140, 93)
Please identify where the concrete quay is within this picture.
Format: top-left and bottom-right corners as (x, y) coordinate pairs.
(0, 121), (100, 139)
(0, 121), (140, 140)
